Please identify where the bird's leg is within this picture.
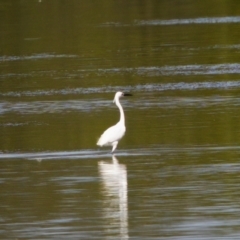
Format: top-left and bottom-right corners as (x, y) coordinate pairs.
(111, 142), (118, 153)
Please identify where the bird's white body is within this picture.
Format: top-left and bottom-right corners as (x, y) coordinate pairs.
(97, 122), (126, 150)
(97, 92), (130, 153)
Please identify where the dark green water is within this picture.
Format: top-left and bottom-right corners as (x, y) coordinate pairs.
(1, 0), (240, 239)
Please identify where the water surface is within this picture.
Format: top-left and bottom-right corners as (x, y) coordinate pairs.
(1, 0), (240, 239)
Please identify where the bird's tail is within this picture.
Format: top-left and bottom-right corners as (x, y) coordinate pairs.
(96, 137), (103, 146)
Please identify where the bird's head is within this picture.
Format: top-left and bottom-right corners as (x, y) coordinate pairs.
(113, 91), (132, 103)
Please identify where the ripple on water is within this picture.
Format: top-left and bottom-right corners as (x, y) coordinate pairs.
(1, 80), (240, 99)
(1, 88), (240, 115)
(100, 16), (240, 27)
(135, 16), (240, 26)
(0, 53), (78, 62)
(0, 100), (106, 114)
(1, 145), (240, 161)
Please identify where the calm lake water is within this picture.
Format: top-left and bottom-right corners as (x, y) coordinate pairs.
(1, 0), (240, 239)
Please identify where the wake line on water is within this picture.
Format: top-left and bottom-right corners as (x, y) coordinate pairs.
(136, 16), (240, 26)
(1, 79), (240, 98)
(102, 16), (240, 27)
(1, 63), (240, 97)
(0, 53), (78, 62)
(1, 145), (240, 160)
(0, 150), (148, 161)
(1, 63), (240, 80)
(0, 63), (240, 99)
(98, 63), (240, 76)
(0, 150), (106, 160)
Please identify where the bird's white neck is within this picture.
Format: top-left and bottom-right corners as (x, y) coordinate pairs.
(115, 98), (125, 125)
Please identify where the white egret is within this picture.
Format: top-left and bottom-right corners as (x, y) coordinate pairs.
(97, 91), (132, 153)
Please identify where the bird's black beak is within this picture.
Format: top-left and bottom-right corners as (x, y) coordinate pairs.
(123, 93), (132, 96)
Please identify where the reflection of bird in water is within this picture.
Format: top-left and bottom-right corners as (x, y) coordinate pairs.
(98, 155), (128, 240)
(97, 92), (132, 153)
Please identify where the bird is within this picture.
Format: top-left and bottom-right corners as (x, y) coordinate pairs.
(97, 91), (132, 153)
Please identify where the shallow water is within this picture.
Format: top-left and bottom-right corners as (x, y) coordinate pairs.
(1, 0), (240, 239)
